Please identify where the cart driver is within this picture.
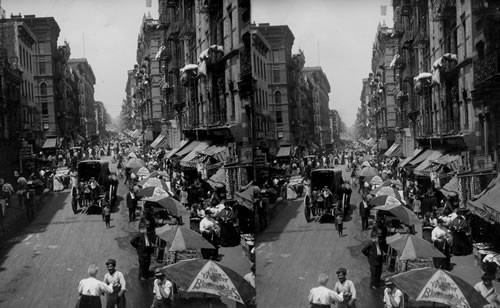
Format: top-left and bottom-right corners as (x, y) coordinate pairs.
(88, 177), (100, 204)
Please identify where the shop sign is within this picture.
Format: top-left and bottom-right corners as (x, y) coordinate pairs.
(20, 145), (33, 159)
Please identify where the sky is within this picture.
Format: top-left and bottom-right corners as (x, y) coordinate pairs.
(3, 0), (158, 118)
(253, 0), (393, 127)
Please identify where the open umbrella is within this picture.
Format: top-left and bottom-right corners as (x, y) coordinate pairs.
(126, 157), (145, 169)
(369, 176), (383, 186)
(127, 152), (137, 159)
(373, 201), (420, 226)
(131, 166), (150, 178)
(388, 268), (489, 308)
(369, 195), (402, 207)
(382, 179), (403, 189)
(138, 177), (169, 191)
(361, 155), (373, 162)
(386, 233), (445, 260)
(361, 161), (372, 168)
(149, 170), (169, 178)
(143, 195), (188, 217)
(359, 167), (379, 178)
(136, 186), (169, 198)
(371, 186), (402, 200)
(159, 259), (255, 304)
(156, 225), (214, 252)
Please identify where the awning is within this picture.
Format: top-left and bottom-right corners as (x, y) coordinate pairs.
(384, 143), (400, 157)
(207, 168), (226, 189)
(200, 145), (228, 162)
(468, 175), (500, 223)
(440, 176), (459, 197)
(150, 134), (167, 148)
(42, 138), (57, 149)
(413, 150), (445, 176)
(155, 137), (169, 149)
(276, 146), (291, 158)
(175, 140), (201, 158)
(165, 139), (190, 159)
(399, 148), (424, 168)
(180, 141), (212, 167)
(407, 149), (434, 167)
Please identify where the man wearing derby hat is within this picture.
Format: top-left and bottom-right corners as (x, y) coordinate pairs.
(151, 268), (174, 308)
(103, 258), (127, 308)
(333, 267), (356, 308)
(383, 279), (402, 308)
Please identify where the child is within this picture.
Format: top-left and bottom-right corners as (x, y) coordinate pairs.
(335, 209), (343, 236)
(103, 205), (111, 228)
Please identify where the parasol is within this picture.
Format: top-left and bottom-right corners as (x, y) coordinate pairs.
(371, 186), (403, 200)
(155, 225), (215, 252)
(143, 195), (188, 217)
(369, 176), (383, 186)
(369, 195), (403, 207)
(136, 186), (169, 198)
(159, 259), (255, 304)
(386, 233), (445, 260)
(131, 166), (150, 178)
(138, 177), (169, 191)
(388, 268), (489, 308)
(125, 157), (146, 169)
(373, 201), (420, 226)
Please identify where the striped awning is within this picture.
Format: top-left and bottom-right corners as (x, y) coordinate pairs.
(276, 146), (291, 158)
(180, 141), (211, 167)
(399, 148), (424, 168)
(384, 143), (401, 157)
(413, 150), (444, 175)
(150, 134), (166, 148)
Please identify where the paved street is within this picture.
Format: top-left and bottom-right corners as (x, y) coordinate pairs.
(256, 165), (392, 308)
(0, 156), (251, 308)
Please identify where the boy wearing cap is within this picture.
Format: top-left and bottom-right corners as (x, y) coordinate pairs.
(152, 268), (174, 308)
(333, 268), (356, 308)
(383, 279), (402, 307)
(103, 258), (127, 308)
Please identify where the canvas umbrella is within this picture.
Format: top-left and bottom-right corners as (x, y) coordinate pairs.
(155, 225), (214, 252)
(388, 268), (489, 308)
(382, 179), (403, 189)
(369, 176), (383, 186)
(359, 167), (379, 180)
(361, 155), (373, 162)
(373, 201), (420, 226)
(149, 170), (169, 178)
(386, 233), (445, 260)
(361, 161), (372, 168)
(127, 152), (137, 159)
(131, 166), (150, 178)
(369, 195), (403, 207)
(125, 157), (146, 169)
(371, 186), (403, 200)
(138, 177), (169, 191)
(159, 259), (255, 304)
(143, 195), (188, 217)
(136, 186), (169, 198)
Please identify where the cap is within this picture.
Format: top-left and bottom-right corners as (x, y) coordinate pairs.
(154, 268), (164, 277)
(105, 259), (116, 266)
(385, 278), (394, 286)
(336, 267), (347, 275)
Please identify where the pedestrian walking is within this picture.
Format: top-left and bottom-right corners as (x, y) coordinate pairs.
(180, 186), (189, 210)
(335, 210), (344, 236)
(308, 273), (344, 308)
(362, 230), (385, 289)
(359, 194), (371, 231)
(126, 187), (138, 222)
(24, 185), (35, 220)
(151, 268), (174, 308)
(1, 179), (14, 207)
(103, 259), (126, 308)
(333, 268), (357, 308)
(103, 205), (111, 228)
(77, 264), (113, 308)
(383, 279), (403, 308)
(130, 227), (154, 280)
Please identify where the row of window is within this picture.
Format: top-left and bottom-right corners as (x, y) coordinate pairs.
(253, 53), (268, 80)
(19, 44), (33, 73)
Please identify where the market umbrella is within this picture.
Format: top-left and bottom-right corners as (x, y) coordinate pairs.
(373, 201), (420, 226)
(361, 161), (372, 168)
(127, 152), (137, 159)
(369, 195), (403, 207)
(369, 176), (383, 186)
(382, 179), (403, 189)
(386, 233), (445, 260)
(125, 157), (146, 169)
(361, 155), (373, 162)
(371, 186), (403, 200)
(388, 268), (489, 308)
(136, 186), (169, 198)
(131, 166), (150, 178)
(143, 195), (188, 217)
(155, 225), (215, 251)
(138, 177), (169, 191)
(159, 259), (255, 304)
(149, 170), (169, 178)
(359, 167), (379, 178)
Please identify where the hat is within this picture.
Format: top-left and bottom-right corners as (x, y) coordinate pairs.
(336, 267), (347, 275)
(105, 259), (116, 266)
(154, 268), (164, 277)
(385, 278), (394, 286)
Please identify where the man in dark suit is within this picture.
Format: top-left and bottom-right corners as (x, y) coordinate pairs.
(130, 228), (154, 280)
(362, 230), (385, 289)
(359, 194), (371, 231)
(126, 187), (138, 222)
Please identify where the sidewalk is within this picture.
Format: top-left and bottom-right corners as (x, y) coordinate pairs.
(0, 190), (52, 239)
